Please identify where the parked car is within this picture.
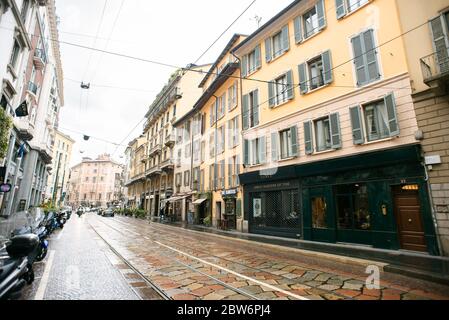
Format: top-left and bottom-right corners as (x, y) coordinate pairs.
(102, 209), (114, 217)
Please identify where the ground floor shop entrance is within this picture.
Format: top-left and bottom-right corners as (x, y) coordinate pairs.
(241, 145), (440, 255)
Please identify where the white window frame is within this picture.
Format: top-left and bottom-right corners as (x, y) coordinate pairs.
(279, 129), (293, 159)
(307, 55), (325, 90)
(314, 117), (332, 152)
(274, 74), (288, 106)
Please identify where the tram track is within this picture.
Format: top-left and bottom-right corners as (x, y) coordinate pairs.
(89, 216), (265, 300)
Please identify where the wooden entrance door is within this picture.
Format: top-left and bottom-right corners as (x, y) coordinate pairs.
(393, 186), (427, 252)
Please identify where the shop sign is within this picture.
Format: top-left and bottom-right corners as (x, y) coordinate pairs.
(253, 199), (262, 218)
(222, 189), (238, 197)
(253, 182), (292, 191)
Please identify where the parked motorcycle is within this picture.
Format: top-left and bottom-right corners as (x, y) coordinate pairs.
(11, 208), (49, 265)
(0, 214), (40, 300)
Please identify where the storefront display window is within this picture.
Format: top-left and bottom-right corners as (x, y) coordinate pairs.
(336, 184), (370, 231)
(251, 189), (300, 229)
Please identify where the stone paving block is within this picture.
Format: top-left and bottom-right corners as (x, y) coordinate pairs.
(304, 281), (324, 287)
(241, 285), (264, 295)
(172, 293), (197, 300)
(255, 292), (277, 299)
(186, 283), (204, 291)
(224, 294), (250, 300)
(190, 287), (214, 297)
(315, 274), (333, 282)
(166, 288), (188, 297)
(228, 281), (248, 288)
(318, 284), (341, 291)
(203, 293), (225, 300)
(335, 289), (360, 298)
(282, 273), (301, 279)
(214, 289), (238, 297)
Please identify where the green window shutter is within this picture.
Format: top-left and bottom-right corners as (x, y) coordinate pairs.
(286, 70), (294, 100)
(290, 125), (299, 157)
(265, 38), (272, 63)
(363, 30), (380, 82)
(316, 0), (326, 30)
(282, 25), (290, 52)
(384, 92), (400, 137)
(322, 50), (333, 84)
(236, 199), (242, 218)
(294, 16), (303, 44)
(244, 139), (249, 166)
(336, 0), (346, 19)
(304, 121), (313, 155)
(349, 106), (365, 145)
(271, 132), (279, 162)
(430, 16), (449, 74)
(235, 117), (240, 146)
(242, 94), (249, 130)
(241, 55), (248, 77)
(298, 63), (308, 94)
(351, 34), (367, 86)
(228, 159), (232, 188)
(221, 161), (225, 189)
(268, 82), (275, 107)
(253, 89), (259, 126)
(228, 120), (232, 149)
(259, 136), (266, 164)
(236, 155), (240, 186)
(255, 45), (261, 69)
(329, 112), (342, 149)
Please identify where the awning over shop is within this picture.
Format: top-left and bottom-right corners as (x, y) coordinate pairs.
(166, 195), (189, 203)
(193, 198), (207, 205)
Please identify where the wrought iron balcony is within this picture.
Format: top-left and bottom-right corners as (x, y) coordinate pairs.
(421, 50), (449, 92)
(148, 143), (162, 157)
(146, 165), (162, 177)
(164, 134), (175, 147)
(33, 49), (46, 69)
(27, 81), (38, 95)
(160, 159), (174, 171)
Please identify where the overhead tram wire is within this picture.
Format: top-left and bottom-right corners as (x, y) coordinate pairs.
(0, 18), (427, 92)
(193, 0), (257, 65)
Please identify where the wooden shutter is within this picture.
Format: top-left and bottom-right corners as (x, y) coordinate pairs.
(234, 117), (240, 146)
(351, 34), (367, 86)
(329, 113), (342, 149)
(244, 139), (249, 166)
(336, 0), (346, 19)
(384, 93), (400, 137)
(221, 160), (225, 189)
(286, 70), (294, 100)
(430, 16), (449, 74)
(265, 38), (272, 63)
(242, 94), (249, 130)
(317, 0), (326, 30)
(236, 155), (240, 186)
(228, 159), (233, 188)
(322, 50), (333, 84)
(268, 82), (275, 107)
(255, 44), (261, 69)
(363, 30), (380, 82)
(290, 125), (299, 157)
(294, 16), (303, 44)
(259, 136), (266, 164)
(298, 63), (308, 94)
(228, 120), (232, 149)
(281, 25), (290, 52)
(241, 54), (248, 77)
(253, 90), (259, 126)
(271, 132), (279, 162)
(349, 106), (365, 145)
(304, 121), (313, 155)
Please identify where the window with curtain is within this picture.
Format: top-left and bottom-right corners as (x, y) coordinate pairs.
(314, 117), (331, 152)
(364, 101), (390, 142)
(303, 6), (319, 38)
(274, 74), (288, 105)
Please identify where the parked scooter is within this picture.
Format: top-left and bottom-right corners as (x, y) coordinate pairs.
(0, 223), (39, 300)
(11, 208), (49, 266)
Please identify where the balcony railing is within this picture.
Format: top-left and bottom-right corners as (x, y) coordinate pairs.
(33, 48), (46, 69)
(146, 165), (162, 177)
(148, 143), (162, 157)
(28, 81), (38, 95)
(164, 134), (175, 147)
(421, 50), (449, 85)
(160, 159), (174, 171)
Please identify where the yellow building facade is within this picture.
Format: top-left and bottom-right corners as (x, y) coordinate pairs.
(232, 0), (439, 254)
(173, 35), (245, 230)
(124, 135), (147, 209)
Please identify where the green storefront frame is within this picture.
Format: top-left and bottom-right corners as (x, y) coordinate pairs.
(240, 145), (440, 255)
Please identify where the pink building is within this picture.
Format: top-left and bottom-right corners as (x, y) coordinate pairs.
(67, 154), (124, 208)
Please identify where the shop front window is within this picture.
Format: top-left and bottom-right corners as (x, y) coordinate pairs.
(312, 197), (327, 228)
(251, 189), (300, 229)
(336, 184), (371, 231)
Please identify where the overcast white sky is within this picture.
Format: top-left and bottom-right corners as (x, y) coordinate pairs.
(55, 0), (294, 167)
